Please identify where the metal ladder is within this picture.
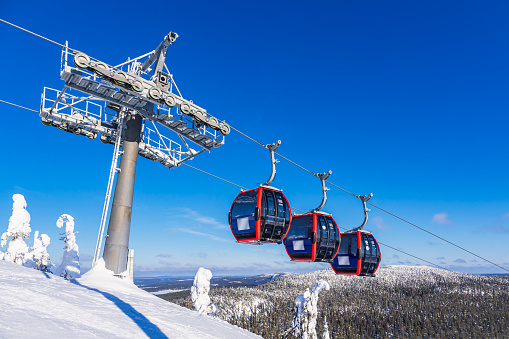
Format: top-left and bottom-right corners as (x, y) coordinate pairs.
(92, 110), (125, 266)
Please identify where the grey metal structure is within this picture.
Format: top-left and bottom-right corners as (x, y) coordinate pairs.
(348, 193), (373, 232)
(262, 140), (281, 186)
(40, 34), (229, 274)
(311, 171), (332, 213)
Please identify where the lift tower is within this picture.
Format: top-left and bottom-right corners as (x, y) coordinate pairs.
(40, 33), (230, 274)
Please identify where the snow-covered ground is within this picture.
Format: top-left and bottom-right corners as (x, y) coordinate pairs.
(0, 260), (261, 338)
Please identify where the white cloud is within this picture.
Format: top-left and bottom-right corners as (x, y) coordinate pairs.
(371, 216), (390, 231)
(195, 217), (229, 230)
(173, 208), (229, 229)
(432, 212), (455, 225)
(175, 228), (230, 243)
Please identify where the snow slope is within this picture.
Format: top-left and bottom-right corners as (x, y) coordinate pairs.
(0, 260), (261, 338)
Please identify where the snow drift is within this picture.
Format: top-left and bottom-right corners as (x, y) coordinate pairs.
(0, 259), (260, 338)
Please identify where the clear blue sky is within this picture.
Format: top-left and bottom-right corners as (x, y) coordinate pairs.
(1, 0), (508, 276)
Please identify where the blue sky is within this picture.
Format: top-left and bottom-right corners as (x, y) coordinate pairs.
(1, 1), (508, 276)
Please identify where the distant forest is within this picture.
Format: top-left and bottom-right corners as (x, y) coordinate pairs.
(161, 266), (509, 338)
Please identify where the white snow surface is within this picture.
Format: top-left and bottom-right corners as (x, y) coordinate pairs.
(0, 260), (261, 339)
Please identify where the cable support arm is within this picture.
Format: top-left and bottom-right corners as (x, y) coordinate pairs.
(141, 32), (178, 75)
(348, 193), (373, 232)
(312, 170), (332, 212)
(262, 140), (281, 186)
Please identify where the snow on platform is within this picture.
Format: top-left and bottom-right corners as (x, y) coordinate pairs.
(0, 260), (261, 338)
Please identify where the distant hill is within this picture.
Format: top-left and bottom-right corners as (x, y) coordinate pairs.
(0, 260), (260, 338)
(167, 265), (509, 338)
(136, 272), (293, 294)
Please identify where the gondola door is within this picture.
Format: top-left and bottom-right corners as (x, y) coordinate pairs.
(284, 214), (315, 261)
(315, 215), (340, 262)
(331, 232), (361, 274)
(359, 233), (381, 275)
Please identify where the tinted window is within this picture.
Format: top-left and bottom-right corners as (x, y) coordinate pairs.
(231, 190), (257, 217)
(338, 233), (358, 255)
(266, 191), (275, 216)
(318, 216), (328, 243)
(286, 215), (313, 240)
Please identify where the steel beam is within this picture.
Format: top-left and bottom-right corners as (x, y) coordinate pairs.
(103, 112), (142, 274)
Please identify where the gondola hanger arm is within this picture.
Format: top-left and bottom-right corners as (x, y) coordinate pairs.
(261, 140), (281, 186)
(311, 170), (332, 213)
(348, 193), (373, 232)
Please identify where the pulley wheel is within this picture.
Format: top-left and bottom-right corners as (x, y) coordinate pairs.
(148, 87), (162, 101)
(219, 122), (231, 136)
(180, 103), (191, 114)
(115, 71), (129, 86)
(132, 80), (144, 92)
(73, 52), (90, 69)
(94, 62), (109, 77)
(207, 116), (219, 129)
(164, 95), (176, 107)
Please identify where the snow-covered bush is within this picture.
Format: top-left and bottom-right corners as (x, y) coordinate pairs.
(191, 267), (218, 315)
(55, 214), (80, 279)
(292, 279), (330, 339)
(25, 231), (53, 272)
(1, 194), (31, 265)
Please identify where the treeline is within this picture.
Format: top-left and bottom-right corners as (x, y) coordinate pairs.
(165, 266), (509, 338)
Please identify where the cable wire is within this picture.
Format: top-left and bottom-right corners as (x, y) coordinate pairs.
(181, 160), (452, 271)
(0, 99), (39, 113)
(367, 202), (508, 272)
(182, 163), (246, 190)
(0, 18), (76, 52)
(0, 98), (468, 272)
(1, 21), (502, 272)
(228, 125), (509, 273)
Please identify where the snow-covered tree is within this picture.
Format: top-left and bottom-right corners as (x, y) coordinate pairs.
(191, 267), (218, 315)
(55, 214), (80, 279)
(322, 316), (330, 339)
(291, 279), (330, 339)
(25, 231), (53, 272)
(1, 194), (31, 265)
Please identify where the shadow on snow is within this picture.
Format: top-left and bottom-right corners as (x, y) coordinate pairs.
(72, 280), (168, 339)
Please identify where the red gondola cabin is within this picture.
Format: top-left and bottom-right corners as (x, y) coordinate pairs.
(330, 231), (381, 276)
(284, 212), (340, 263)
(229, 186), (291, 244)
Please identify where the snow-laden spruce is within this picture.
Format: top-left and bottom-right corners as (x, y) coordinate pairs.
(191, 267), (218, 315)
(321, 316), (330, 339)
(291, 279), (330, 339)
(25, 230), (52, 272)
(55, 214), (80, 279)
(1, 194), (31, 265)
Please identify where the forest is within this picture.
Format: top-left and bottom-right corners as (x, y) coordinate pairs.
(161, 266), (509, 338)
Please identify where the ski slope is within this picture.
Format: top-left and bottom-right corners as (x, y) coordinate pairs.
(0, 260), (261, 338)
